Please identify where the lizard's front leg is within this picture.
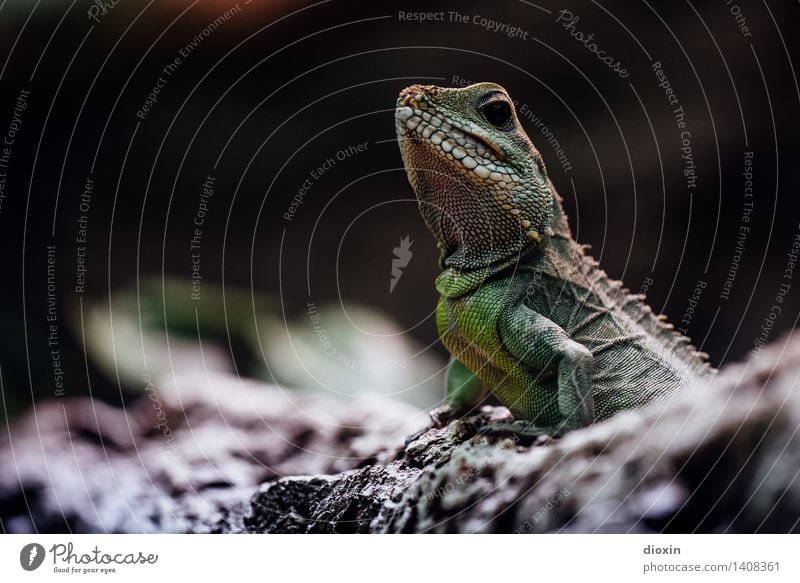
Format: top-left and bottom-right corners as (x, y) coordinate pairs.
(495, 302), (595, 435)
(428, 356), (485, 427)
(405, 357), (485, 446)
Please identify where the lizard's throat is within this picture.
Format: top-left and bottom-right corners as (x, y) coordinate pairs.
(427, 198), (543, 275)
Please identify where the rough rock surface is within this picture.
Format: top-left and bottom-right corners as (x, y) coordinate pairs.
(2, 333), (800, 533)
(0, 374), (424, 533)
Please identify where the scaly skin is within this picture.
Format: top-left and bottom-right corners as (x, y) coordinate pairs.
(395, 82), (715, 435)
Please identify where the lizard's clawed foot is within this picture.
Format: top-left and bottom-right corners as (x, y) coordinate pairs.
(429, 402), (474, 428)
(479, 420), (562, 444)
(404, 403), (470, 447)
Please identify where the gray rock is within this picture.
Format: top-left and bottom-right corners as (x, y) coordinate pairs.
(0, 373), (424, 533)
(236, 332), (800, 533)
(2, 333), (800, 533)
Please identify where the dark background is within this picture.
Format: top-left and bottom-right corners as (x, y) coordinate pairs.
(0, 0), (798, 418)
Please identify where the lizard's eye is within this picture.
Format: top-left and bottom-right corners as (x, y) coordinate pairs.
(480, 100), (512, 128)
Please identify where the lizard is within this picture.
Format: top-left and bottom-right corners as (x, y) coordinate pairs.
(394, 82), (716, 437)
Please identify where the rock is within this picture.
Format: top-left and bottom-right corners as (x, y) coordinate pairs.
(0, 373), (424, 533)
(236, 332), (800, 533)
(2, 333), (800, 533)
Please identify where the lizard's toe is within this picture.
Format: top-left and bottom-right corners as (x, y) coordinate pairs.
(478, 420), (561, 444)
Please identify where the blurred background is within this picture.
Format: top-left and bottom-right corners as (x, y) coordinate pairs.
(0, 0), (798, 421)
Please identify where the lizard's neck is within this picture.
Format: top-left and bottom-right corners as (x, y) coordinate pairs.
(436, 178), (574, 298)
(436, 247), (537, 299)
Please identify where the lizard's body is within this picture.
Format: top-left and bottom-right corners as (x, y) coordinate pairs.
(395, 82), (714, 434)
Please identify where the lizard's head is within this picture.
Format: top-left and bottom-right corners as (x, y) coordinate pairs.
(395, 82), (554, 271)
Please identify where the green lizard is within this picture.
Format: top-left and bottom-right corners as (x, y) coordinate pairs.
(395, 82), (715, 436)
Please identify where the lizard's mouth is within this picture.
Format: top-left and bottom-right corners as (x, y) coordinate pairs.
(461, 126), (506, 160)
(395, 92), (508, 167)
(396, 89), (506, 161)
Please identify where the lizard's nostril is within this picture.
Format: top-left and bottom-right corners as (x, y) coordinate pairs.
(398, 85), (422, 107)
